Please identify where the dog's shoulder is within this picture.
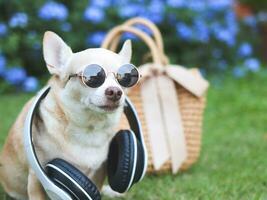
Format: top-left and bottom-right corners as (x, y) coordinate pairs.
(2, 97), (35, 165)
(9, 97), (34, 138)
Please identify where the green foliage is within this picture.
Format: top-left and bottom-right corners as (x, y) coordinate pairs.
(239, 0), (267, 12)
(0, 0), (264, 81)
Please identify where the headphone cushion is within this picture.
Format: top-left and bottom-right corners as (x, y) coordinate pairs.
(107, 130), (135, 193)
(45, 158), (101, 200)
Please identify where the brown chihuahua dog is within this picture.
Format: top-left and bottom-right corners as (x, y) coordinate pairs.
(0, 31), (134, 200)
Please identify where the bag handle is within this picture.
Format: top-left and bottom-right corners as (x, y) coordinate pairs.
(109, 17), (164, 53)
(109, 18), (169, 65)
(102, 25), (164, 65)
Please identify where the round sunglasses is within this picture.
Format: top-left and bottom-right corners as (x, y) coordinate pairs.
(69, 63), (141, 88)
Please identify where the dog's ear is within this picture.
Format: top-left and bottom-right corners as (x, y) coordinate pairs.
(119, 40), (132, 63)
(43, 31), (72, 78)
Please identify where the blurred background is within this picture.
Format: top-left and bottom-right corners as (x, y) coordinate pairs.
(0, 0), (267, 93)
(0, 0), (267, 199)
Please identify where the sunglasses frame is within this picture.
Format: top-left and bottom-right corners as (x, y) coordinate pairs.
(69, 64), (142, 88)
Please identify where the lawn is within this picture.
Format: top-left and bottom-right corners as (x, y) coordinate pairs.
(0, 73), (267, 200)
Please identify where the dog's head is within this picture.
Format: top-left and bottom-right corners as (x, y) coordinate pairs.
(43, 31), (132, 114)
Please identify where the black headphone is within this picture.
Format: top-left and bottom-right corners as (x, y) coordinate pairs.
(24, 86), (147, 200)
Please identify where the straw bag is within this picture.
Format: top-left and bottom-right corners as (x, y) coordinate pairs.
(101, 18), (209, 174)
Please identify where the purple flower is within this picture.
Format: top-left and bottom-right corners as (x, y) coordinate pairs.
(4, 67), (27, 85)
(0, 54), (6, 76)
(210, 22), (222, 34)
(84, 6), (104, 24)
(39, 2), (68, 21)
(167, 13), (178, 24)
(86, 31), (106, 46)
(134, 24), (152, 35)
(61, 22), (72, 32)
(118, 4), (143, 18)
(244, 58), (260, 72)
(187, 1), (205, 11)
(225, 10), (239, 35)
(243, 15), (257, 27)
(218, 60), (228, 70)
(22, 76), (39, 92)
(238, 43), (252, 57)
(91, 0), (111, 8)
(212, 49), (222, 58)
(216, 29), (236, 46)
(122, 32), (138, 41)
(32, 42), (41, 50)
(233, 67), (246, 78)
(167, 0), (185, 8)
(0, 23), (7, 36)
(193, 19), (209, 43)
(207, 0), (233, 11)
(27, 31), (37, 39)
(257, 12), (267, 23)
(9, 12), (28, 28)
(145, 0), (165, 23)
(176, 23), (193, 41)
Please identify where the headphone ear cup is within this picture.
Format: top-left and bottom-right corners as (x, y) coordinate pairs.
(107, 130), (136, 193)
(45, 158), (101, 200)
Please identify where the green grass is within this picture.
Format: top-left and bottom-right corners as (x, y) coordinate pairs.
(0, 74), (267, 200)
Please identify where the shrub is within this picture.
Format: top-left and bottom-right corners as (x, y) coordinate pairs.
(238, 0), (267, 13)
(0, 0), (264, 93)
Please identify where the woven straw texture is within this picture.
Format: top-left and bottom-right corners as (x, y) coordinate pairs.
(118, 82), (206, 174)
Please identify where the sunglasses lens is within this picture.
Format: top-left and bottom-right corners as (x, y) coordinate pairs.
(117, 64), (139, 87)
(82, 64), (106, 88)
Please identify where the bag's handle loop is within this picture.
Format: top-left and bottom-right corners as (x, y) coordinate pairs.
(110, 17), (164, 53)
(102, 25), (163, 66)
(110, 18), (169, 65)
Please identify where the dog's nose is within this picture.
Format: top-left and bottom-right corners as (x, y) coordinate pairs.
(105, 87), (122, 101)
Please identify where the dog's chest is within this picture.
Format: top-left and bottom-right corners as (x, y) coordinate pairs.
(38, 125), (116, 173)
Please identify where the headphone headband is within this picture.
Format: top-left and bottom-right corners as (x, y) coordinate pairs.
(124, 96), (147, 181)
(24, 86), (72, 199)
